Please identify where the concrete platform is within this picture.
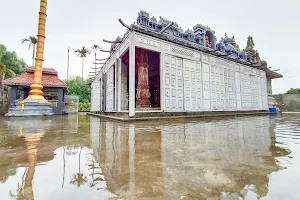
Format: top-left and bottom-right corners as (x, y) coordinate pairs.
(5, 99), (54, 117)
(87, 110), (272, 122)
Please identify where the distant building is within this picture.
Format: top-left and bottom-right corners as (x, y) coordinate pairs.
(2, 67), (67, 115)
(91, 11), (282, 117)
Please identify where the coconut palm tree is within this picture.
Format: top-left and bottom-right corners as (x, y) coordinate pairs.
(21, 35), (37, 66)
(75, 46), (91, 81)
(91, 44), (101, 75)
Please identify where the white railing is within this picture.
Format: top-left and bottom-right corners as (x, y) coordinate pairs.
(48, 100), (58, 107)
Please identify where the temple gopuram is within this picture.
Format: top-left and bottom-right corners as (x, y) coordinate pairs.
(90, 11), (282, 117)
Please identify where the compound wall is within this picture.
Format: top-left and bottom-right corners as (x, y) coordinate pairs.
(0, 84), (10, 115)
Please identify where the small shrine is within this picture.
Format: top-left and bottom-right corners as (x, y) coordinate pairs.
(2, 67), (67, 115)
(90, 11), (282, 118)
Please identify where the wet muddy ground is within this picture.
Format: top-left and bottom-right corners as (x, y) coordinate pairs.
(0, 113), (299, 200)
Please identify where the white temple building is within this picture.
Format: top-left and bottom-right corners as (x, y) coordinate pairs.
(90, 11), (282, 117)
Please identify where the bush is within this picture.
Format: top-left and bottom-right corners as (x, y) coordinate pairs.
(79, 102), (90, 112)
(66, 76), (91, 110)
(286, 88), (300, 94)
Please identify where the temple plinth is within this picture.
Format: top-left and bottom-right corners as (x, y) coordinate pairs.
(136, 48), (151, 108)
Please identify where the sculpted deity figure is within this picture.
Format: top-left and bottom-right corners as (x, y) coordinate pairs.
(205, 35), (211, 48)
(136, 49), (151, 108)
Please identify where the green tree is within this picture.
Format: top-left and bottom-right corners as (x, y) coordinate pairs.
(75, 46), (91, 81)
(21, 35), (37, 67)
(286, 88), (300, 94)
(246, 35), (255, 50)
(0, 44), (27, 78)
(0, 44), (7, 58)
(0, 63), (5, 82)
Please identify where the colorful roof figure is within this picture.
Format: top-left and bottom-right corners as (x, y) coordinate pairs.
(2, 67), (67, 89)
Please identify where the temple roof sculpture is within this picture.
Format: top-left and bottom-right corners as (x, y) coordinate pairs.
(106, 11), (282, 79)
(244, 35), (262, 65)
(216, 33), (247, 60)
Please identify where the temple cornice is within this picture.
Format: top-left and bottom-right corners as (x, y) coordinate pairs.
(129, 24), (282, 79)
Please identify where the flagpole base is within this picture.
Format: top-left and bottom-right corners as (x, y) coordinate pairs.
(5, 99), (54, 117)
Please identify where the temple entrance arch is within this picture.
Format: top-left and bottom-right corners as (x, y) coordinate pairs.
(120, 47), (161, 111)
(135, 47), (160, 110)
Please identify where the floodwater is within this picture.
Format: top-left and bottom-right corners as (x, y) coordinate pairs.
(0, 114), (299, 200)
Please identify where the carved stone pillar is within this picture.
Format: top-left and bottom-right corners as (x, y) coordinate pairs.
(136, 48), (151, 108)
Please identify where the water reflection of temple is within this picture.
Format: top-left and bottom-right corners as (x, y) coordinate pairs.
(89, 116), (289, 199)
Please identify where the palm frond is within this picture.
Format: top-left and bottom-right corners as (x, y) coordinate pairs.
(86, 48), (91, 54)
(91, 44), (101, 51)
(74, 46), (91, 58)
(21, 38), (30, 44)
(5, 68), (16, 78)
(21, 35), (37, 50)
(29, 36), (37, 44)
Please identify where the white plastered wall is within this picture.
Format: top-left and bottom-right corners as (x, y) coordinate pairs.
(91, 79), (101, 112)
(159, 38), (268, 112)
(91, 32), (268, 113)
(90, 33), (130, 113)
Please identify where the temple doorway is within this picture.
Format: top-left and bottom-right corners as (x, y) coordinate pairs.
(135, 47), (160, 110)
(120, 47), (160, 111)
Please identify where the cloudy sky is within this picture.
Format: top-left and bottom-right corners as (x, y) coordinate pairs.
(0, 0), (298, 93)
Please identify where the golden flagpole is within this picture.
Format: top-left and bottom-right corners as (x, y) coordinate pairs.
(5, 0), (53, 116)
(26, 0), (48, 101)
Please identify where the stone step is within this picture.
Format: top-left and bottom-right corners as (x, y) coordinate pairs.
(6, 100), (54, 117)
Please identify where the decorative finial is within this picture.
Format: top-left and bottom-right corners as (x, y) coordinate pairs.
(150, 16), (157, 23)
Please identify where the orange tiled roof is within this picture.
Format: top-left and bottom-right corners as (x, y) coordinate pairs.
(2, 67), (67, 88)
(25, 67), (58, 75)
